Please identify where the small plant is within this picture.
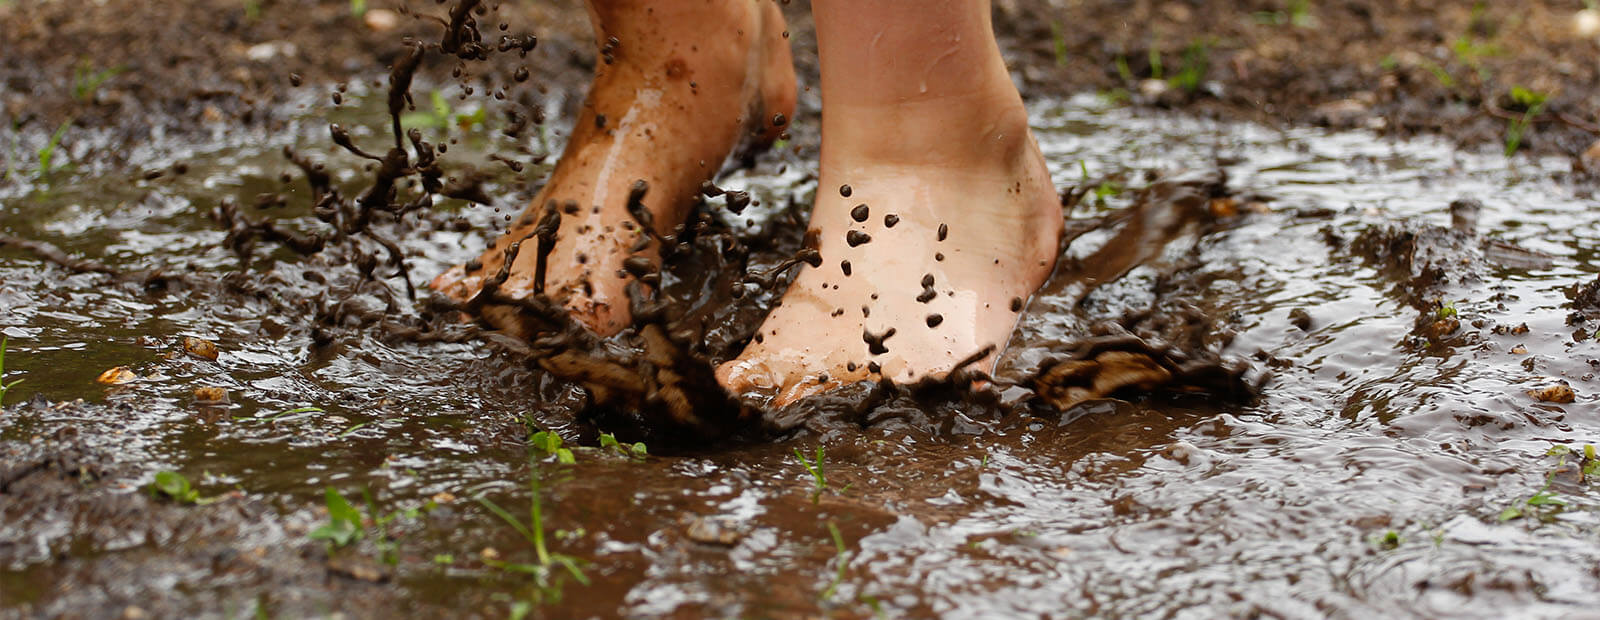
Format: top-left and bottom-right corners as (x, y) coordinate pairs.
(234, 405), (324, 423)
(599, 432), (648, 460)
(349, 0), (366, 17)
(71, 60), (125, 102)
(0, 337), (22, 406)
(149, 471), (222, 505)
(474, 458), (589, 607)
(820, 521), (850, 601)
(35, 120), (72, 179)
(795, 445), (829, 504)
(1503, 86), (1548, 157)
(309, 487), (364, 547)
(1435, 300), (1458, 320)
(243, 0), (261, 20)
(1079, 160), (1122, 205)
(1253, 0), (1315, 27)
(1415, 58), (1457, 89)
(1049, 21), (1068, 68)
(1168, 39), (1211, 93)
(1113, 55), (1134, 83)
(401, 90), (486, 133)
(530, 430), (576, 464)
(1497, 444), (1592, 522)
(1374, 530), (1402, 550)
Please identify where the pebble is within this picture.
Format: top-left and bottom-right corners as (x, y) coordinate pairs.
(1576, 8), (1600, 38)
(364, 8), (401, 32)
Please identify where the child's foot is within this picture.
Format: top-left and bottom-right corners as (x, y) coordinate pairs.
(716, 99), (1061, 408)
(431, 0), (796, 335)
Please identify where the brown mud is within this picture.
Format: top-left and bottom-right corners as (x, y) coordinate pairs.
(4, 1), (1600, 618)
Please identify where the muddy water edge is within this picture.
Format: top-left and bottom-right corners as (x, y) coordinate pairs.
(5, 0), (1600, 618)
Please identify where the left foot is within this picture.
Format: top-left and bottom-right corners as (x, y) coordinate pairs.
(716, 100), (1060, 408)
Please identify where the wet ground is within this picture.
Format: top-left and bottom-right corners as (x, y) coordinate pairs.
(5, 1), (1600, 618)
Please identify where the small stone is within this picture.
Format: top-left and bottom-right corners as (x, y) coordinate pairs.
(686, 517), (742, 546)
(363, 8), (401, 31)
(1576, 8), (1600, 37)
(846, 231), (872, 247)
(926, 314), (943, 328)
(851, 204), (870, 222)
(193, 387), (229, 404)
(182, 336), (220, 360)
(97, 366), (137, 385)
(1528, 384), (1576, 404)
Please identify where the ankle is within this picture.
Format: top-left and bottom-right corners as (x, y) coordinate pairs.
(823, 92), (1034, 169)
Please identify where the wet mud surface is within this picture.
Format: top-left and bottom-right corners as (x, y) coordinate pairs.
(5, 1), (1600, 618)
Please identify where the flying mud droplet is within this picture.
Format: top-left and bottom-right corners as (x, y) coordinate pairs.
(926, 314), (943, 328)
(514, 66), (529, 82)
(867, 361), (882, 374)
(839, 184), (852, 197)
(938, 223), (948, 241)
(724, 190), (751, 214)
(1010, 297), (1023, 311)
(846, 231), (871, 247)
(772, 113), (787, 127)
(935, 252), (944, 261)
(289, 73), (303, 87)
(595, 114), (607, 129)
(700, 180), (725, 197)
(863, 327), (896, 355)
(841, 260), (852, 276)
(797, 248), (823, 268)
(332, 92), (343, 105)
(916, 289), (936, 303)
(921, 274), (934, 288)
(884, 214), (899, 228)
(851, 204), (870, 222)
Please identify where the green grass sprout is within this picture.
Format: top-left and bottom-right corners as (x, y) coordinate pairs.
(0, 337), (23, 406)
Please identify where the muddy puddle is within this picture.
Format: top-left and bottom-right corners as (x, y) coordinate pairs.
(4, 87), (1600, 618)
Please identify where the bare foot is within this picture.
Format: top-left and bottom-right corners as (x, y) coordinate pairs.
(431, 0), (796, 336)
(716, 103), (1061, 408)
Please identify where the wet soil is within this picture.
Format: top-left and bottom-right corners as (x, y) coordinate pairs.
(4, 1), (1600, 618)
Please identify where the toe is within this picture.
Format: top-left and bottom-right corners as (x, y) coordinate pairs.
(715, 354), (785, 406)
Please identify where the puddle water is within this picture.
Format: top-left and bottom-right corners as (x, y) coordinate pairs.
(3, 92), (1599, 617)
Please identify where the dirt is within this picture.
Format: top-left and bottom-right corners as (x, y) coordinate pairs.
(5, 0), (1600, 618)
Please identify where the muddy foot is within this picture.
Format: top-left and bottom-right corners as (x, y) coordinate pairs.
(431, 0), (796, 336)
(717, 104), (1061, 408)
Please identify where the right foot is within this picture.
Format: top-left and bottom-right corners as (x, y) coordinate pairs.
(431, 0), (796, 336)
(716, 99), (1062, 408)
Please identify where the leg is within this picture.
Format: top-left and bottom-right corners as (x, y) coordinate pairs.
(717, 0), (1060, 407)
(432, 0), (796, 335)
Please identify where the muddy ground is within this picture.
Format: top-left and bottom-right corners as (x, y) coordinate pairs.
(4, 0), (1600, 618)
